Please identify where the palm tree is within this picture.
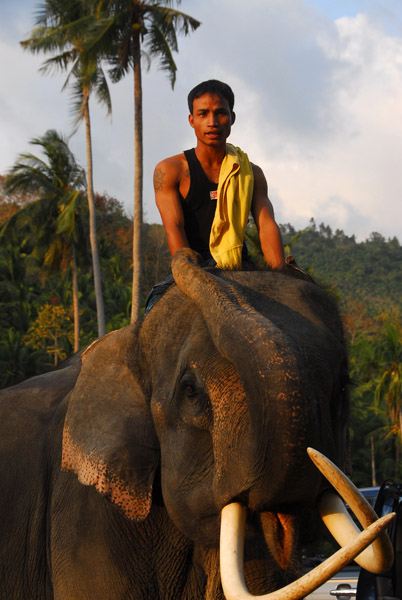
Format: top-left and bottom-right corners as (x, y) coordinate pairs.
(102, 0), (200, 321)
(374, 321), (402, 473)
(21, 0), (112, 337)
(2, 130), (87, 352)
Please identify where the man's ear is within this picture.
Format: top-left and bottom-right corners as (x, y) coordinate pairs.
(188, 113), (194, 128)
(231, 111), (236, 125)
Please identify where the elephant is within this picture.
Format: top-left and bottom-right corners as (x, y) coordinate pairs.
(0, 248), (394, 600)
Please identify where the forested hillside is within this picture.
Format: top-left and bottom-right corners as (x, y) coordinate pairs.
(1, 187), (401, 486)
(281, 221), (402, 487)
(280, 220), (402, 311)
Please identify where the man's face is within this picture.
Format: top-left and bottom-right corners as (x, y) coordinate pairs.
(189, 93), (235, 148)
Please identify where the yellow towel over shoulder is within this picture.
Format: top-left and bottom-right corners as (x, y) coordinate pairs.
(209, 143), (254, 269)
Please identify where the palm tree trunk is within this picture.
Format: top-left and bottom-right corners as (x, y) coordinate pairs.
(83, 87), (106, 337)
(131, 31), (143, 323)
(400, 406), (402, 444)
(398, 406), (402, 476)
(71, 244), (80, 353)
(54, 336), (58, 367)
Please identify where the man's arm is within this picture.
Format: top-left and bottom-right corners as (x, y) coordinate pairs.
(154, 157), (189, 256)
(251, 164), (285, 269)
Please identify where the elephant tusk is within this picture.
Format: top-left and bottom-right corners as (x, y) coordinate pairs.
(220, 502), (395, 600)
(307, 447), (394, 574)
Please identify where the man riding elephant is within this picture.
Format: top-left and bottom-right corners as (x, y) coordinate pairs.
(154, 79), (285, 269)
(147, 79), (292, 311)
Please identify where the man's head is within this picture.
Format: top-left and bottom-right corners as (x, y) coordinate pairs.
(188, 80), (236, 148)
(188, 80), (235, 115)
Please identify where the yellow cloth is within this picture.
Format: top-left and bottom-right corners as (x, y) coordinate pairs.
(209, 143), (254, 269)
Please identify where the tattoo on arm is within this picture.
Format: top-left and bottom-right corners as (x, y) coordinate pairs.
(153, 167), (166, 192)
(184, 168), (190, 179)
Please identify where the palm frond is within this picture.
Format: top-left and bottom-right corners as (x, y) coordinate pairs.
(56, 190), (82, 238)
(68, 76), (86, 130)
(39, 50), (78, 76)
(107, 59), (130, 83)
(21, 26), (70, 55)
(94, 67), (112, 115)
(140, 49), (152, 72)
(22, 2), (114, 128)
(61, 57), (82, 92)
(149, 9), (179, 52)
(144, 22), (177, 87)
(80, 15), (115, 55)
(147, 5), (201, 38)
(33, 0), (82, 28)
(6, 160), (55, 194)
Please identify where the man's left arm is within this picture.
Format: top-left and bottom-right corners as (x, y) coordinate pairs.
(250, 164), (285, 269)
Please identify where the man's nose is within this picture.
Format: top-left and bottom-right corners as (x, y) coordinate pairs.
(207, 112), (219, 127)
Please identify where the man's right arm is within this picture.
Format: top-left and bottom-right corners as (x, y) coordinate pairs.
(154, 157), (189, 256)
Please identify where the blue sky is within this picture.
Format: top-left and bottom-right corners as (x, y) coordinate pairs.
(309, 0), (401, 28)
(1, 0), (402, 242)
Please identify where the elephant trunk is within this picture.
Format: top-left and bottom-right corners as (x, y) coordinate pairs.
(172, 250), (328, 508)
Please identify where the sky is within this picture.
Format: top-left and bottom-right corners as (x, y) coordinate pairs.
(1, 0), (402, 242)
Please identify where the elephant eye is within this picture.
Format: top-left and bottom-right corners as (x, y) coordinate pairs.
(179, 374), (202, 405)
(178, 373), (210, 428)
(184, 384), (196, 397)
(180, 376), (198, 398)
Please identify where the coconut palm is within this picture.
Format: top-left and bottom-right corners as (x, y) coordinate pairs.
(101, 0), (200, 321)
(21, 0), (112, 337)
(2, 130), (87, 352)
(374, 321), (402, 472)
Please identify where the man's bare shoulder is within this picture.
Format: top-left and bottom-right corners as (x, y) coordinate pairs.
(250, 162), (265, 179)
(250, 162), (268, 191)
(153, 153), (187, 191)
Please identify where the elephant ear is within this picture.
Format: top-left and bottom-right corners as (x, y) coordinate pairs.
(62, 325), (159, 522)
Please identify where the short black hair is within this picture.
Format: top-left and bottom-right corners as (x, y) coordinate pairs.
(187, 80), (235, 114)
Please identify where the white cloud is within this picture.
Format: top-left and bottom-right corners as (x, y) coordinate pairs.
(1, 0), (402, 242)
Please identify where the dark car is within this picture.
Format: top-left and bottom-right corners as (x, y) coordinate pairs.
(304, 480), (402, 600)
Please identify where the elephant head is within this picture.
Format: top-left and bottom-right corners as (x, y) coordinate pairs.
(61, 249), (393, 599)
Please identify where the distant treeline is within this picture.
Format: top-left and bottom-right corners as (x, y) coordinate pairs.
(280, 220), (402, 312)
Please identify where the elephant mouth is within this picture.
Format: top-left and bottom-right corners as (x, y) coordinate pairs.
(219, 448), (395, 600)
(238, 507), (298, 574)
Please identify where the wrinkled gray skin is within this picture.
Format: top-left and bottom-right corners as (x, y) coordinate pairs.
(0, 249), (349, 600)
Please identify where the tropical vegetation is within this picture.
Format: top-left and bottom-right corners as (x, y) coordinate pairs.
(1, 130), (87, 352)
(21, 0), (114, 337)
(21, 0), (200, 324)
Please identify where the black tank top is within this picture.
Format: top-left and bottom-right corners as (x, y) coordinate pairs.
(179, 148), (249, 263)
(179, 149), (217, 260)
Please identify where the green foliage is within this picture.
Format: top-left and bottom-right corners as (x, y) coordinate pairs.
(346, 306), (402, 484)
(24, 303), (73, 366)
(21, 0), (113, 130)
(264, 221), (402, 484)
(102, 0), (201, 88)
(142, 222), (171, 297)
(280, 220), (402, 310)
